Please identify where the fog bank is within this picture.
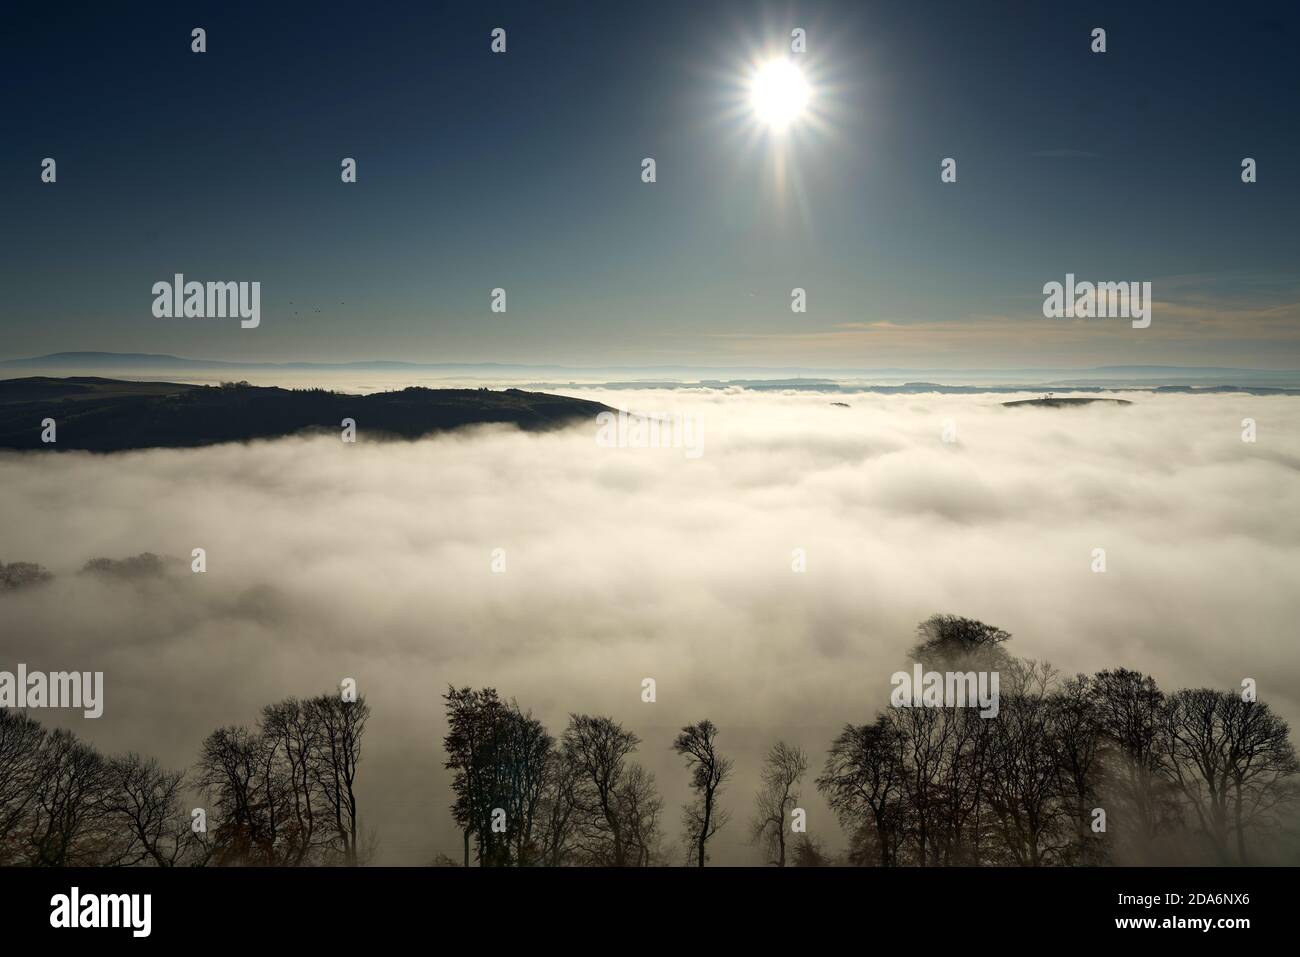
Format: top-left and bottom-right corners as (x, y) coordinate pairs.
(1, 388), (1297, 864)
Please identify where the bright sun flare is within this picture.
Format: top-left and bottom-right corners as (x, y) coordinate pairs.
(749, 58), (811, 132)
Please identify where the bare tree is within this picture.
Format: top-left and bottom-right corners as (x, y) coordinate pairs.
(193, 692), (368, 867)
(308, 693), (369, 866)
(561, 714), (641, 866)
(985, 681), (1070, 866)
(1162, 690), (1300, 864)
(101, 753), (196, 867)
(818, 719), (905, 866)
(1047, 675), (1109, 864)
(892, 704), (957, 865)
(672, 719), (732, 867)
(22, 729), (115, 866)
(900, 617), (1013, 864)
(261, 698), (322, 865)
(196, 725), (275, 864)
(1090, 669), (1179, 854)
(618, 763), (664, 867)
(537, 749), (579, 866)
(750, 741), (807, 866)
(497, 705), (553, 866)
(5, 717), (196, 867)
(0, 710), (47, 864)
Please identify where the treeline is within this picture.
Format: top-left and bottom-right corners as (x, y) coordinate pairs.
(442, 688), (732, 866)
(444, 616), (1300, 867)
(817, 616), (1299, 866)
(2, 614), (1296, 866)
(0, 693), (369, 867)
(1, 553), (172, 589)
(0, 560), (53, 589)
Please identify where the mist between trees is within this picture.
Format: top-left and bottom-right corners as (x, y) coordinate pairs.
(0, 694), (367, 866)
(2, 615), (1297, 867)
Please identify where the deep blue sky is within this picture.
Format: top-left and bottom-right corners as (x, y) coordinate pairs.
(2, 0), (1297, 368)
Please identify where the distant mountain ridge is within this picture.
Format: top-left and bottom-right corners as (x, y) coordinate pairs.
(0, 351), (539, 371)
(2, 351), (1298, 388)
(0, 377), (611, 452)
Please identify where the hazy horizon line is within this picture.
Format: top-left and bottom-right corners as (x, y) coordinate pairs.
(3, 349), (1298, 378)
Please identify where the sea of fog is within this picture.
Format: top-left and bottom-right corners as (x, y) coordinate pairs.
(1, 387), (1298, 864)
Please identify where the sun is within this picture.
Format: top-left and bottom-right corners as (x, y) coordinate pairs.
(749, 58), (811, 132)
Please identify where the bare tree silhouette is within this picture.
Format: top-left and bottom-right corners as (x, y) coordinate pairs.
(673, 719), (732, 867)
(1163, 689), (1300, 864)
(562, 714), (647, 866)
(750, 741), (807, 866)
(4, 617), (1299, 869)
(197, 692), (369, 866)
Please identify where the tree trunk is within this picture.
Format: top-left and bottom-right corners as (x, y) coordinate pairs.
(1233, 780), (1248, 865)
(697, 795), (711, 867)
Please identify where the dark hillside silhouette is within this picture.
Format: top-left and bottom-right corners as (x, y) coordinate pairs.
(0, 377), (611, 451)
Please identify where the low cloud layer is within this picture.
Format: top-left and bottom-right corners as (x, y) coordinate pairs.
(1, 388), (1297, 864)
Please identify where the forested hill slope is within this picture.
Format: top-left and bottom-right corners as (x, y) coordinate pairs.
(0, 377), (609, 451)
